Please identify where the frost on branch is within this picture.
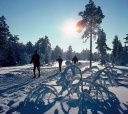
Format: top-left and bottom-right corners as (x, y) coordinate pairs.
(20, 63), (128, 114)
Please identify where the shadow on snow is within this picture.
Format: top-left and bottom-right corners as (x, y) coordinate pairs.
(4, 63), (128, 114)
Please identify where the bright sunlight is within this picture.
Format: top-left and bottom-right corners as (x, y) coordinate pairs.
(61, 19), (78, 38)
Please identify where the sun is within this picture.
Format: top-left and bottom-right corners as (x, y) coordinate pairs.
(61, 19), (78, 38)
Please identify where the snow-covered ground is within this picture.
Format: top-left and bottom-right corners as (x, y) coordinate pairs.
(0, 61), (128, 114)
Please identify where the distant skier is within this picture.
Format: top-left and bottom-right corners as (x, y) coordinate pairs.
(56, 56), (63, 72)
(72, 55), (78, 64)
(30, 50), (40, 78)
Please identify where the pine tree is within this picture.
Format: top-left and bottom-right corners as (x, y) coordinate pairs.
(25, 41), (34, 63)
(112, 35), (118, 59)
(18, 43), (27, 64)
(0, 16), (10, 49)
(26, 41), (33, 55)
(66, 45), (73, 60)
(0, 16), (10, 61)
(51, 45), (63, 61)
(0, 16), (28, 66)
(77, 0), (104, 67)
(112, 35), (123, 65)
(6, 35), (19, 65)
(124, 34), (128, 48)
(96, 29), (110, 65)
(116, 40), (123, 64)
(92, 52), (100, 61)
(80, 49), (90, 60)
(123, 34), (128, 65)
(35, 36), (51, 64)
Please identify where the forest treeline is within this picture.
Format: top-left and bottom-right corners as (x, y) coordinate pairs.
(0, 16), (128, 66)
(0, 16), (96, 66)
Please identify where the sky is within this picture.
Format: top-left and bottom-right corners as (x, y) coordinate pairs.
(0, 0), (128, 52)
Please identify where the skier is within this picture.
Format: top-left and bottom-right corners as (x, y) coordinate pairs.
(56, 56), (63, 72)
(30, 50), (40, 78)
(72, 55), (78, 64)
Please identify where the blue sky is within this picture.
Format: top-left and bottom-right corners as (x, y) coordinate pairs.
(0, 0), (128, 52)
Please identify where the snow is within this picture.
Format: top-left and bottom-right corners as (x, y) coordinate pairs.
(0, 61), (128, 114)
(0, 64), (32, 75)
(109, 87), (128, 104)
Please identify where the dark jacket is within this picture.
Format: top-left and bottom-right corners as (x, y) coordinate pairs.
(72, 56), (78, 64)
(31, 53), (40, 65)
(57, 57), (63, 65)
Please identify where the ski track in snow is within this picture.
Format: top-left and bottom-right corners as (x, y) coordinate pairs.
(0, 61), (128, 114)
(0, 63), (64, 114)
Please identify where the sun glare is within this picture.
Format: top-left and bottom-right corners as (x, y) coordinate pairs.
(61, 19), (78, 38)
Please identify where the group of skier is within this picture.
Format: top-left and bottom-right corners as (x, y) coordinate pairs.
(30, 50), (78, 78)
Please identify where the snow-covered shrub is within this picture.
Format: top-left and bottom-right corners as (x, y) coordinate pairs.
(21, 63), (128, 114)
(65, 60), (72, 66)
(56, 64), (82, 96)
(22, 84), (58, 113)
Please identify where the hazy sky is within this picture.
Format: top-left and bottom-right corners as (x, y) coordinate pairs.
(0, 0), (128, 52)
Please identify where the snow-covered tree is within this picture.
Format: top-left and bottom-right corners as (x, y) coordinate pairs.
(112, 36), (118, 59)
(77, 0), (104, 67)
(123, 34), (128, 64)
(66, 45), (73, 60)
(112, 35), (123, 65)
(0, 16), (10, 60)
(96, 29), (110, 65)
(18, 43), (27, 64)
(0, 16), (10, 49)
(92, 52), (100, 61)
(80, 49), (90, 60)
(35, 36), (51, 64)
(24, 41), (34, 63)
(26, 41), (33, 55)
(6, 35), (19, 65)
(124, 34), (128, 48)
(51, 45), (63, 61)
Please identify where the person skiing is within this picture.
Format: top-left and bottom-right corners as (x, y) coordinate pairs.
(56, 56), (63, 72)
(30, 50), (40, 78)
(72, 55), (78, 64)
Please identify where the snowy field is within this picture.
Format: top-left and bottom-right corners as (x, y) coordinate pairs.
(0, 61), (128, 114)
